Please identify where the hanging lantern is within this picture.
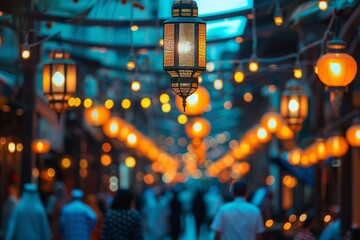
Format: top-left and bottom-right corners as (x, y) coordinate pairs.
(32, 139), (51, 154)
(175, 85), (210, 115)
(261, 110), (283, 133)
(103, 116), (123, 138)
(185, 117), (211, 140)
(275, 124), (294, 140)
(85, 105), (111, 126)
(43, 49), (77, 114)
(316, 40), (357, 115)
(280, 79), (308, 132)
(163, 0), (207, 111)
(312, 138), (328, 161)
(288, 147), (301, 165)
(346, 119), (360, 147)
(326, 134), (349, 158)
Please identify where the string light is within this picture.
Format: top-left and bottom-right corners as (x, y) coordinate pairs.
(273, 0), (283, 26)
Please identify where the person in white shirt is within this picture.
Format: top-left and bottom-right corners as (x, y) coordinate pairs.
(211, 180), (265, 240)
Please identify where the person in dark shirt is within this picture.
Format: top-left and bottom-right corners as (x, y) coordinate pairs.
(101, 189), (142, 240)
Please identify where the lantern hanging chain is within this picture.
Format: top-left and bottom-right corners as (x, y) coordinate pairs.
(25, 29), (61, 48)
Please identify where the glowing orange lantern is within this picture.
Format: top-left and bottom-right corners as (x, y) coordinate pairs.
(32, 139), (51, 154)
(276, 124), (295, 140)
(256, 127), (271, 143)
(326, 134), (349, 158)
(317, 40), (357, 89)
(346, 120), (360, 147)
(175, 85), (210, 115)
(103, 116), (123, 138)
(185, 117), (211, 139)
(312, 138), (328, 161)
(280, 79), (308, 132)
(261, 110), (282, 133)
(288, 148), (301, 165)
(85, 105), (110, 126)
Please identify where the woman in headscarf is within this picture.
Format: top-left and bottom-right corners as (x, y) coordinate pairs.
(6, 183), (51, 240)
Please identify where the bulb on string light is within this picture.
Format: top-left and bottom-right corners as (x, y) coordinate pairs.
(249, 55), (259, 72)
(131, 81), (141, 92)
(22, 45), (30, 59)
(318, 0), (328, 11)
(273, 1), (283, 26)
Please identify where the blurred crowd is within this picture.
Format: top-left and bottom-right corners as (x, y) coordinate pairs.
(0, 180), (343, 240)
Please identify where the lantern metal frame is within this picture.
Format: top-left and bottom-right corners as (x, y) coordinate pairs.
(43, 48), (77, 114)
(163, 0), (206, 111)
(280, 79), (308, 132)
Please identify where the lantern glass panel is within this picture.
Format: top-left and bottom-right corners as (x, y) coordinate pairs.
(164, 23), (175, 67)
(179, 23), (195, 66)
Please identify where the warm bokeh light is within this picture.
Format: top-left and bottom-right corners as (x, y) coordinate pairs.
(104, 99), (114, 109)
(256, 127), (271, 143)
(276, 124), (294, 140)
(61, 157), (71, 169)
(103, 117), (122, 138)
(324, 214), (331, 223)
(235, 36), (243, 43)
(85, 106), (111, 126)
(126, 61), (136, 70)
(160, 93), (170, 104)
(102, 142), (112, 152)
(141, 98), (151, 109)
(125, 156), (136, 168)
(283, 222), (292, 231)
(32, 139), (51, 154)
(283, 175), (297, 188)
(261, 111), (282, 133)
(144, 174), (154, 185)
(274, 16), (283, 26)
(22, 49), (30, 59)
(293, 68), (303, 79)
(101, 154), (112, 166)
(185, 117), (211, 139)
(79, 159), (88, 168)
(326, 134), (349, 158)
(243, 92), (253, 102)
(318, 0), (328, 11)
(83, 98), (92, 108)
(346, 123), (360, 147)
(313, 138), (328, 160)
(289, 214), (297, 223)
(16, 143), (23, 152)
(224, 101), (232, 110)
(175, 86), (210, 115)
(299, 213), (307, 222)
(121, 99), (132, 109)
(47, 168), (56, 178)
(159, 38), (164, 47)
(266, 175), (275, 186)
(234, 71), (245, 83)
(8, 142), (16, 153)
(214, 79), (223, 90)
(126, 133), (138, 148)
(249, 61), (259, 72)
(162, 103), (172, 113)
(265, 219), (274, 228)
(131, 25), (138, 31)
(131, 81), (141, 91)
(177, 114), (188, 124)
(288, 148), (301, 165)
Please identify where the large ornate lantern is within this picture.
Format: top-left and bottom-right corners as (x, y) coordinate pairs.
(163, 0), (206, 111)
(43, 49), (77, 114)
(280, 79), (308, 132)
(316, 40), (357, 115)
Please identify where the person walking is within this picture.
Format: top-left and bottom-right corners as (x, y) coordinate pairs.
(211, 180), (264, 240)
(60, 189), (97, 240)
(5, 183), (51, 240)
(101, 189), (142, 240)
